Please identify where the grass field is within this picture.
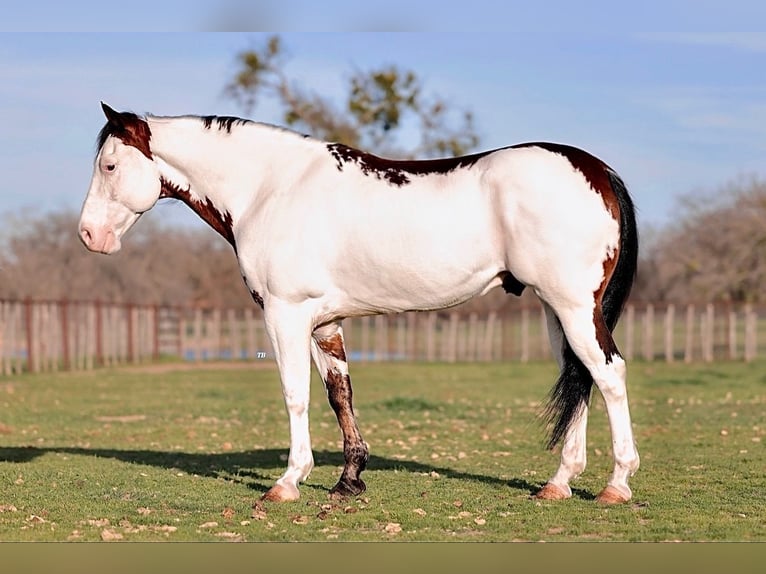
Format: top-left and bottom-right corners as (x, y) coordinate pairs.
(0, 359), (764, 542)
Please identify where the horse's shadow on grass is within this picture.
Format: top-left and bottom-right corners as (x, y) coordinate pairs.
(0, 445), (596, 500)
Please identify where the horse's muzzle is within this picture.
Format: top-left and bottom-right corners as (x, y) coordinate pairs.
(78, 224), (120, 254)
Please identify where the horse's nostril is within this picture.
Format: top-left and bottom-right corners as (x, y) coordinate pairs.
(79, 226), (93, 246)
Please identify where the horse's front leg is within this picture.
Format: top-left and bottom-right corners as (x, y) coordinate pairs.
(311, 322), (368, 498)
(260, 303), (314, 503)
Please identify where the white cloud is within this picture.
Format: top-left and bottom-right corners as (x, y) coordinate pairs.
(632, 85), (766, 146)
(641, 32), (766, 53)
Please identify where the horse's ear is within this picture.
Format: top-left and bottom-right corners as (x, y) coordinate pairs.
(101, 102), (123, 126)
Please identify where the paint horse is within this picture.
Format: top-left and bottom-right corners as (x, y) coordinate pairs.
(79, 103), (640, 505)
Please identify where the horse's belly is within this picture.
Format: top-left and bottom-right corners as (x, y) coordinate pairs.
(330, 242), (503, 315)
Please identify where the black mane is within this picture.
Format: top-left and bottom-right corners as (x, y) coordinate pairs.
(200, 115), (252, 133)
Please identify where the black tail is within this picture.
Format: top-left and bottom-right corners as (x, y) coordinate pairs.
(543, 169), (638, 449)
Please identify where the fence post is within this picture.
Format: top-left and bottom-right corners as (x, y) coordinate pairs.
(439, 315), (448, 361)
(447, 312), (458, 363)
(79, 303), (87, 369)
(94, 300), (103, 367)
(248, 308), (257, 359)
(371, 315), (382, 361)
(60, 299), (70, 371)
(520, 307), (530, 363)
(495, 316), (504, 361)
(126, 303), (135, 364)
(728, 305), (737, 360)
(49, 302), (59, 372)
(40, 303), (50, 372)
(107, 304), (115, 367)
(38, 303), (47, 372)
(193, 307), (202, 361)
(538, 306), (549, 360)
(744, 304), (756, 362)
(227, 308), (238, 360)
(0, 303), (4, 375)
(702, 303), (714, 362)
(396, 315), (406, 361)
(1, 302), (9, 375)
(642, 304), (654, 361)
(483, 311), (497, 361)
(407, 313), (417, 361)
(664, 304), (675, 363)
(212, 308), (222, 360)
(467, 313), (478, 362)
(82, 303), (90, 370)
(624, 304), (635, 360)
(177, 307), (186, 360)
(360, 316), (370, 362)
(684, 304), (694, 363)
(24, 298), (34, 373)
(152, 305), (160, 361)
(425, 313), (436, 362)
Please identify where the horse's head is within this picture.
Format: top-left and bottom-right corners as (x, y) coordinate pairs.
(78, 103), (160, 254)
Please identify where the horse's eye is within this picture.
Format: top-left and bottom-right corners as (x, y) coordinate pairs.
(105, 164), (116, 172)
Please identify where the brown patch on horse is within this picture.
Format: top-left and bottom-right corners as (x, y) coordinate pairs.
(325, 369), (359, 438)
(97, 106), (237, 249)
(160, 177), (236, 248)
(325, 368), (368, 497)
(517, 143), (623, 361)
(593, 249), (620, 362)
(581, 154), (623, 363)
(327, 143), (495, 187)
(316, 333), (347, 362)
(98, 104), (153, 160)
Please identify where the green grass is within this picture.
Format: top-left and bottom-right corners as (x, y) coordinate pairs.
(0, 360), (764, 541)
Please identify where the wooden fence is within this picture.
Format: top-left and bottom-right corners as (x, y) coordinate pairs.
(0, 300), (161, 375)
(0, 299), (763, 374)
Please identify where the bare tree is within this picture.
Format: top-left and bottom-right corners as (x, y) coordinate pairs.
(224, 35), (479, 158)
(642, 177), (766, 303)
(0, 210), (251, 307)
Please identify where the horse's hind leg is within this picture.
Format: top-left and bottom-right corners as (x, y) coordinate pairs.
(552, 303), (639, 503)
(535, 304), (589, 500)
(311, 322), (369, 498)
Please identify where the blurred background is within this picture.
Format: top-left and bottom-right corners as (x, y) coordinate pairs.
(2, 21), (766, 369)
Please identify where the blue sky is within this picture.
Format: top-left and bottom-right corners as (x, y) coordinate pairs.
(2, 26), (766, 232)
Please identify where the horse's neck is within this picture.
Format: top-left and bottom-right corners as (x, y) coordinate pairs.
(148, 117), (321, 225)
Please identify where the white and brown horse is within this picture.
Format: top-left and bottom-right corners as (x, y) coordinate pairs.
(79, 103), (640, 504)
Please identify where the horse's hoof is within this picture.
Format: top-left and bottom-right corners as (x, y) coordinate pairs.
(533, 482), (570, 500)
(329, 477), (366, 500)
(596, 485), (631, 504)
(261, 483), (300, 502)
